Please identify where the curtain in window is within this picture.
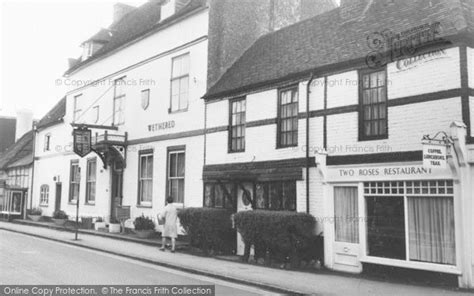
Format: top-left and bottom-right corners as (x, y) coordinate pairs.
(334, 187), (359, 243)
(408, 196), (455, 265)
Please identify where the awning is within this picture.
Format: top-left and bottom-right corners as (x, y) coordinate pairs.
(203, 157), (316, 182)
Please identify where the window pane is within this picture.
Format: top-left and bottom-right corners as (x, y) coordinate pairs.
(366, 196), (406, 259)
(334, 187), (359, 243)
(177, 152), (185, 177)
(408, 196), (455, 264)
(215, 184), (224, 208)
(169, 153), (177, 177)
(282, 181), (296, 211)
(204, 184), (214, 207)
(269, 182), (282, 210)
(256, 183), (266, 209)
(178, 179), (185, 203)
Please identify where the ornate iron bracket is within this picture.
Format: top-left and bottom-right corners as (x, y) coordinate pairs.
(422, 131), (453, 146)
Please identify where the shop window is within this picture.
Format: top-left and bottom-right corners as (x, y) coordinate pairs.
(204, 183), (235, 209)
(170, 53), (189, 112)
(167, 148), (185, 203)
(334, 187), (359, 243)
(255, 181), (296, 211)
(408, 196), (455, 265)
(138, 151), (153, 206)
(69, 161), (80, 203)
(113, 77), (126, 126)
(359, 69), (387, 140)
(277, 86), (299, 148)
(40, 185), (49, 206)
(229, 98), (246, 152)
(366, 195), (406, 260)
(85, 158), (97, 204)
(364, 180), (456, 265)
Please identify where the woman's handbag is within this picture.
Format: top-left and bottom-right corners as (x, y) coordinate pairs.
(157, 214), (165, 225)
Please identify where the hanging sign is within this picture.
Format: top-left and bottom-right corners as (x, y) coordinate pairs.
(73, 128), (92, 157)
(422, 143), (447, 169)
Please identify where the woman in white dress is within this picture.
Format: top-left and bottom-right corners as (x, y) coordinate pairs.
(159, 196), (178, 252)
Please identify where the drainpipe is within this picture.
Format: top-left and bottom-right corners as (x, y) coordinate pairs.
(306, 73), (315, 214)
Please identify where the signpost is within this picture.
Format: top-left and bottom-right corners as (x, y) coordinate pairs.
(423, 143), (447, 169)
(421, 132), (451, 170)
(72, 126), (92, 240)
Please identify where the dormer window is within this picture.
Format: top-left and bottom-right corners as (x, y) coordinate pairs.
(160, 0), (176, 20)
(82, 42), (94, 60)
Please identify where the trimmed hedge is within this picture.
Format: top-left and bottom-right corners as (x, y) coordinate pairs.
(234, 210), (321, 265)
(178, 208), (235, 255)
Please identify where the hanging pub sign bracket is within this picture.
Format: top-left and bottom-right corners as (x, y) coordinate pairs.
(421, 131), (452, 169)
(72, 126), (92, 158)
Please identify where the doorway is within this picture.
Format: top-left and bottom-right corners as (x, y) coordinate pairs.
(110, 160), (123, 221)
(55, 182), (62, 212)
(332, 186), (361, 272)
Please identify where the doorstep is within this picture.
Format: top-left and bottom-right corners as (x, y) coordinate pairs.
(10, 219), (188, 249)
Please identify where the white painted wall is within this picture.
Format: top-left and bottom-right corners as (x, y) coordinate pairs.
(388, 47), (460, 99)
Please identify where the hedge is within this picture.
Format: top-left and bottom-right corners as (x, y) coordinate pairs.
(178, 207), (235, 255)
(234, 210), (322, 265)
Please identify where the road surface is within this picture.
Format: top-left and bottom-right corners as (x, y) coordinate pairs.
(0, 230), (277, 295)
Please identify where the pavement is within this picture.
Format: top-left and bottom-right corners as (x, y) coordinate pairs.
(0, 230), (269, 296)
(0, 220), (472, 296)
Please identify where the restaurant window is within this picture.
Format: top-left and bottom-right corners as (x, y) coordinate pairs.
(73, 94), (82, 123)
(167, 148), (185, 203)
(85, 158), (97, 204)
(364, 181), (455, 265)
(170, 53), (189, 112)
(113, 77), (126, 126)
(359, 69), (387, 140)
(255, 181), (296, 211)
(44, 134), (51, 151)
(69, 161), (80, 203)
(204, 183), (235, 209)
(138, 151), (153, 206)
(40, 185), (49, 206)
(277, 86), (298, 148)
(229, 98), (246, 152)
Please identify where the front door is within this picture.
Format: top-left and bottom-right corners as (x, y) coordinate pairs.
(55, 183), (62, 212)
(332, 186), (361, 273)
(110, 161), (123, 221)
(9, 190), (24, 218)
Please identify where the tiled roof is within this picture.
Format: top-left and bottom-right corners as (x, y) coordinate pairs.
(65, 0), (207, 76)
(36, 97), (66, 130)
(0, 131), (33, 170)
(204, 0), (474, 100)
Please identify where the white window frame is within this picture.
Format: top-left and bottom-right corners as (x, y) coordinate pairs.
(360, 180), (459, 274)
(73, 94), (82, 123)
(170, 53), (189, 113)
(138, 152), (153, 206)
(85, 158), (96, 204)
(40, 184), (49, 206)
(167, 149), (185, 204)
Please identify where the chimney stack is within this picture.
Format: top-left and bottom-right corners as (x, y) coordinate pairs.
(15, 109), (33, 141)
